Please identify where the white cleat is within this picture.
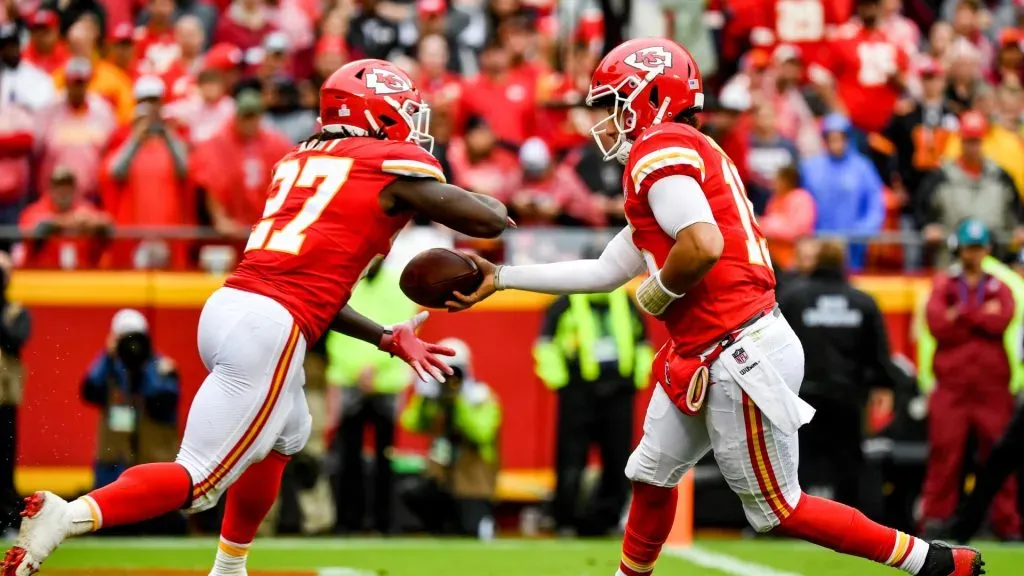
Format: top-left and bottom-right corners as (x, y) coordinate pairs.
(2, 492), (72, 576)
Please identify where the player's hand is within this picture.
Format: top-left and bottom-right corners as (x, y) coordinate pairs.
(379, 311), (455, 383)
(446, 253), (497, 312)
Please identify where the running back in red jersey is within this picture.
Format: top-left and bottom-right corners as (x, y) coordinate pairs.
(623, 122), (777, 356)
(225, 136), (446, 342)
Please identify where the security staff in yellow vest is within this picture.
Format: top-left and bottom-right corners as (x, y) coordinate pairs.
(534, 281), (653, 536)
(327, 257), (417, 535)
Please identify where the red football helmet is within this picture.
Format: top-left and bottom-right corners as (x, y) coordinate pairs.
(319, 59), (433, 152)
(586, 38), (704, 163)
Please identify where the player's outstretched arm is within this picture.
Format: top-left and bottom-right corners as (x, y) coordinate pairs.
(330, 306), (455, 383)
(383, 178), (510, 238)
(446, 227), (646, 311)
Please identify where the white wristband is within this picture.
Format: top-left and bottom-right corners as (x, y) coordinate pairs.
(493, 265), (507, 290)
(636, 272), (683, 317)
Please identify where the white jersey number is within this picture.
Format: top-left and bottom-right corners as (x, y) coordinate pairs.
(721, 158), (773, 268)
(857, 42), (897, 86)
(776, 0), (825, 43)
(245, 156), (354, 255)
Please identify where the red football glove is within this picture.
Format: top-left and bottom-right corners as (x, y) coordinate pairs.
(379, 311), (455, 383)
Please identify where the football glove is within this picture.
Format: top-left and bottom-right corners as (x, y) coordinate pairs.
(379, 311), (455, 384)
(636, 271), (684, 317)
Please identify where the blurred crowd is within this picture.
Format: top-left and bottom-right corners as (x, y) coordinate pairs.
(1, 0), (1024, 271)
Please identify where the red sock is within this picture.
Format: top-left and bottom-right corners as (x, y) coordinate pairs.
(619, 482), (677, 576)
(88, 462), (192, 528)
(778, 493), (920, 568)
(220, 451), (290, 545)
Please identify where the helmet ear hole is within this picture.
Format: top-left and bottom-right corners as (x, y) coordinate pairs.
(379, 115), (398, 127)
(649, 86), (659, 107)
(355, 68), (366, 79)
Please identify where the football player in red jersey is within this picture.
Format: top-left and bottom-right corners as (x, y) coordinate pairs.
(449, 39), (984, 576)
(2, 60), (510, 576)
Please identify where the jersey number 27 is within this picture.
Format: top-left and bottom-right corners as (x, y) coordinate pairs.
(245, 156), (354, 255)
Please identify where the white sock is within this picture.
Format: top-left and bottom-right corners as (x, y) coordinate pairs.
(885, 531), (928, 574)
(65, 496), (101, 536)
(210, 537), (250, 576)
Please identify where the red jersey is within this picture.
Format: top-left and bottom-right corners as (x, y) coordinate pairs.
(624, 123), (776, 356)
(225, 138), (445, 341)
(820, 23), (908, 133)
(726, 0), (851, 67)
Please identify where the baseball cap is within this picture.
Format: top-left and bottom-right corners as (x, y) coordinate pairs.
(919, 57), (943, 77)
(28, 9), (58, 29)
(519, 137), (551, 173)
(262, 31), (289, 54)
(204, 42), (244, 72)
(821, 113), (852, 134)
(956, 219), (990, 247)
(111, 309), (149, 337)
(134, 75), (166, 101)
(719, 83), (752, 112)
(65, 57), (93, 81)
(235, 89), (264, 115)
(109, 22), (135, 44)
(418, 0), (446, 17)
(999, 28), (1023, 48)
(959, 110), (988, 139)
(50, 166), (75, 184)
(772, 44), (802, 65)
(0, 23), (18, 44)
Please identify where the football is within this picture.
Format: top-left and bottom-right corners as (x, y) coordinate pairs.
(399, 248), (484, 309)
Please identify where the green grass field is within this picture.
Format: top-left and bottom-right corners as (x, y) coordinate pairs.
(35, 537), (1024, 575)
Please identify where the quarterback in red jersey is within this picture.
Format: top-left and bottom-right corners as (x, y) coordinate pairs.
(450, 38), (983, 576)
(3, 59), (509, 576)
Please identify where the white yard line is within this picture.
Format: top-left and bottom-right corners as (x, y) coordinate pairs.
(57, 537), (606, 551)
(317, 569), (376, 576)
(666, 545), (804, 576)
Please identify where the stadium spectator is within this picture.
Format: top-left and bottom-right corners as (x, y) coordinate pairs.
(415, 33), (461, 157)
(570, 110), (627, 227)
(534, 42), (593, 156)
(882, 58), (959, 213)
(534, 262), (652, 536)
(812, 0), (909, 142)
(146, 0), (218, 49)
(0, 250), (28, 532)
(765, 45), (824, 157)
(880, 0), (921, 59)
(400, 338), (502, 538)
(0, 56), (35, 229)
(918, 110), (1024, 264)
(800, 113), (885, 270)
(990, 27), (1024, 86)
(761, 163), (816, 270)
(944, 94), (1024, 196)
(780, 239), (905, 509)
(37, 57), (116, 203)
(55, 18), (135, 126)
(134, 0), (181, 78)
(192, 89), (292, 236)
(24, 9), (69, 74)
(746, 101), (799, 213)
(0, 22), (56, 111)
(18, 168), (111, 270)
(165, 66), (236, 143)
(199, 41), (246, 90)
(928, 20), (956, 64)
(712, 82), (752, 186)
(265, 77), (317, 144)
(103, 76), (190, 269)
(328, 256), (415, 535)
(311, 35), (347, 90)
(461, 39), (535, 147)
(447, 116), (518, 197)
(216, 0), (277, 53)
(996, 83), (1024, 134)
(501, 137), (604, 227)
(919, 219), (1022, 540)
(107, 23), (138, 75)
(950, 0), (994, 71)
(346, 0), (407, 61)
(81, 309), (180, 490)
(174, 15), (208, 79)
(945, 37), (983, 113)
(253, 31), (293, 84)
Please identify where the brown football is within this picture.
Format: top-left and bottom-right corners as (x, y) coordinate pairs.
(399, 248), (484, 309)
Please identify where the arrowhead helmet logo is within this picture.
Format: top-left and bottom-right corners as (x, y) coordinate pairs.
(365, 68), (412, 95)
(624, 46), (673, 74)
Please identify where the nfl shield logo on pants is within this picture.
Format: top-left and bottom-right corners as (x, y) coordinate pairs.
(731, 348), (748, 364)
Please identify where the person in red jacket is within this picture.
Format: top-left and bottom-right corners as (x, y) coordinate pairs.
(18, 168), (111, 270)
(921, 219), (1021, 541)
(22, 9), (69, 74)
(215, 0), (277, 53)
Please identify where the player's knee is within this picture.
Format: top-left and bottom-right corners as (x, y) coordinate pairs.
(274, 411), (312, 456)
(174, 453), (226, 515)
(624, 435), (692, 488)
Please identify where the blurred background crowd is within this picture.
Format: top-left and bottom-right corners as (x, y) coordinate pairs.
(4, 0), (1024, 549)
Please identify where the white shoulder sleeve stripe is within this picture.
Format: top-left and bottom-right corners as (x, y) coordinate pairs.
(381, 159), (446, 183)
(630, 146), (706, 189)
(648, 174), (716, 237)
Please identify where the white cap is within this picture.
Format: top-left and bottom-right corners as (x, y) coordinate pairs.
(437, 337), (472, 372)
(111, 308), (148, 337)
(719, 83), (751, 112)
(134, 75), (166, 101)
(519, 137), (551, 173)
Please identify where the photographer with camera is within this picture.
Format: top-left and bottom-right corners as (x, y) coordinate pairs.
(399, 338), (502, 538)
(81, 309), (181, 496)
(0, 251), (30, 532)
